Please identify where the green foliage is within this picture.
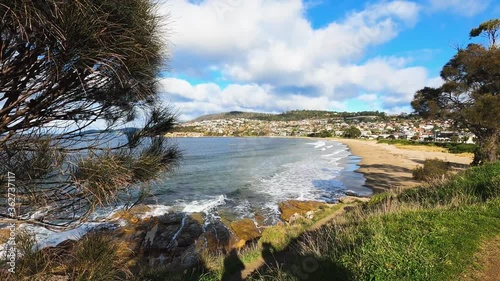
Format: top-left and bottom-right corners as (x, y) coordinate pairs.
(412, 159), (451, 181)
(0, 1), (180, 228)
(470, 19), (500, 46)
(377, 139), (477, 154)
(342, 126), (362, 139)
(14, 231), (54, 279)
(193, 110), (387, 122)
(411, 19), (500, 164)
(308, 130), (333, 138)
(69, 232), (128, 281)
(401, 162), (500, 206)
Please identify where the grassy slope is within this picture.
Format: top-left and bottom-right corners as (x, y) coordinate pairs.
(9, 163), (499, 281)
(248, 162), (500, 281)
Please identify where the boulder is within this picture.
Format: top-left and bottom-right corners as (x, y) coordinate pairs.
(204, 221), (237, 253)
(338, 196), (371, 204)
(230, 218), (261, 241)
(278, 200), (326, 222)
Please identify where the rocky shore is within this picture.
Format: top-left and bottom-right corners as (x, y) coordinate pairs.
(45, 198), (344, 273)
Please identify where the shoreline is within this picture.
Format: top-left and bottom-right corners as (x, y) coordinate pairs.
(335, 138), (473, 193)
(168, 135), (474, 194)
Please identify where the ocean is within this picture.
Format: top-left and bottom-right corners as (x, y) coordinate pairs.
(144, 137), (372, 223)
(10, 137), (372, 248)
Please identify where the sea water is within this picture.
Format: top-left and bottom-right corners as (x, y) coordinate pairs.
(5, 137), (372, 249)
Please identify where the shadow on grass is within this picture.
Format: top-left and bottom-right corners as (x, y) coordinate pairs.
(221, 249), (245, 281)
(245, 239), (353, 281)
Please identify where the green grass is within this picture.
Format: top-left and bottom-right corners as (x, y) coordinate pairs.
(336, 200), (500, 280)
(251, 162), (500, 281)
(13, 163), (499, 281)
(377, 139), (477, 154)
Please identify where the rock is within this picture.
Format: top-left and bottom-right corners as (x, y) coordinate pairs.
(232, 239), (247, 250)
(278, 200), (326, 222)
(254, 213), (266, 226)
(110, 204), (152, 224)
(205, 221), (237, 253)
(338, 196), (371, 204)
(180, 244), (201, 268)
(157, 213), (185, 225)
(230, 218), (261, 241)
(189, 212), (205, 224)
(305, 211), (315, 220)
(176, 217), (204, 247)
(288, 213), (303, 224)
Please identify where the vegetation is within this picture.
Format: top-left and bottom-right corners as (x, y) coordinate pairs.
(193, 110), (387, 122)
(308, 130), (333, 138)
(247, 162), (500, 281)
(412, 19), (500, 164)
(0, 0), (180, 229)
(377, 139), (477, 154)
(342, 126), (362, 139)
(412, 158), (450, 181)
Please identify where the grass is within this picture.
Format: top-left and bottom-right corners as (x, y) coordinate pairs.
(10, 163), (499, 281)
(250, 162), (500, 281)
(412, 158), (451, 181)
(377, 139), (477, 154)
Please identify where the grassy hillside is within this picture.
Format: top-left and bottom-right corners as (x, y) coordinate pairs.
(191, 110), (387, 122)
(7, 162), (499, 281)
(246, 162), (500, 281)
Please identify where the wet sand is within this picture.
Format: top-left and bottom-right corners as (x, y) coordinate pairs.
(336, 139), (473, 193)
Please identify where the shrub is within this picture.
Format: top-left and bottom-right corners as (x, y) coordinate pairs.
(412, 159), (451, 181)
(343, 126), (361, 139)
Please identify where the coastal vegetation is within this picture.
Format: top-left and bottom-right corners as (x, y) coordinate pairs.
(411, 19), (500, 164)
(411, 158), (450, 181)
(5, 160), (498, 280)
(377, 139), (477, 154)
(244, 161), (500, 281)
(342, 126), (362, 139)
(0, 0), (180, 228)
(0, 1), (498, 280)
(192, 110), (388, 122)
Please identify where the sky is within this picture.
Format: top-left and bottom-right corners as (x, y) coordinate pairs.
(156, 0), (499, 121)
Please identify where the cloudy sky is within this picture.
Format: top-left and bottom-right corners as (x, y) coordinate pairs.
(156, 0), (498, 121)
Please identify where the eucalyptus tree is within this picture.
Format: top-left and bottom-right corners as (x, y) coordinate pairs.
(0, 0), (180, 229)
(412, 19), (499, 165)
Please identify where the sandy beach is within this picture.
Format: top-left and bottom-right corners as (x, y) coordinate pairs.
(337, 139), (473, 193)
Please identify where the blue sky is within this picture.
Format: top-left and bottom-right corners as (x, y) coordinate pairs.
(156, 0), (499, 120)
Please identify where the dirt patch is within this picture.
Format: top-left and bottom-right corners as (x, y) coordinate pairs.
(461, 236), (500, 281)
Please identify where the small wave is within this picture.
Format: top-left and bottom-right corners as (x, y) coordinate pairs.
(181, 195), (227, 213)
(306, 141), (326, 149)
(140, 205), (172, 219)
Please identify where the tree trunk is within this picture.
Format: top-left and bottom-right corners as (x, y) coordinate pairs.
(484, 130), (499, 162)
(473, 130), (499, 165)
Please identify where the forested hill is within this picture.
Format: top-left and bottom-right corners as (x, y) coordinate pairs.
(191, 110), (388, 122)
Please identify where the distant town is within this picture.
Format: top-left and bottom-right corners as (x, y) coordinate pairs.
(168, 110), (475, 143)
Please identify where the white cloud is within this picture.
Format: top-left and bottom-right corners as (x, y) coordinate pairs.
(159, 78), (348, 120)
(157, 1), (443, 120)
(427, 0), (491, 17)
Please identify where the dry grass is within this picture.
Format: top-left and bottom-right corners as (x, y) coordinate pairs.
(394, 144), (447, 153)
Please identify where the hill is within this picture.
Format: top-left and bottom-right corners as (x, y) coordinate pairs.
(191, 110), (388, 122)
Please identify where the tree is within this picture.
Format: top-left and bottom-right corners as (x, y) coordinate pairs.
(0, 0), (180, 229)
(343, 126), (361, 139)
(470, 19), (500, 47)
(412, 19), (500, 165)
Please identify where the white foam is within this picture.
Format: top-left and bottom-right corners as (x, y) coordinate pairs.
(0, 221), (107, 259)
(306, 141), (326, 149)
(140, 205), (172, 219)
(181, 195), (226, 213)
